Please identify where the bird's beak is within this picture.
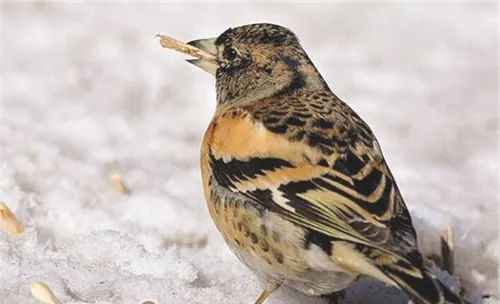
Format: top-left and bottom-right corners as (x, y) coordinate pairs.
(186, 37), (218, 76)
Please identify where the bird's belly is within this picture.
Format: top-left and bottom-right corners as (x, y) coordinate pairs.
(207, 190), (358, 295)
(232, 245), (358, 296)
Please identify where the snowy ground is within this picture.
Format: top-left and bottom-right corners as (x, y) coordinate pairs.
(0, 2), (498, 304)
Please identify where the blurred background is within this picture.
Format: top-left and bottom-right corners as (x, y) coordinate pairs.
(0, 2), (498, 304)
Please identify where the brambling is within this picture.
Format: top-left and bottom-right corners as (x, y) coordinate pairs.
(182, 23), (468, 304)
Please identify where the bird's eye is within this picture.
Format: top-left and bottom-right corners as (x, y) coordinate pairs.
(223, 47), (238, 61)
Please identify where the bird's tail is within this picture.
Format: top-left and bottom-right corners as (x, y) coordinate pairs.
(379, 263), (469, 304)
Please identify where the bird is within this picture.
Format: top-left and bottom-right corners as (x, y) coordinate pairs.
(183, 23), (469, 304)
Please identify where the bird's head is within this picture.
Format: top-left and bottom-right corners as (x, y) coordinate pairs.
(187, 23), (328, 106)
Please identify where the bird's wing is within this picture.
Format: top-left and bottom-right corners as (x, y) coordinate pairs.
(202, 97), (418, 263)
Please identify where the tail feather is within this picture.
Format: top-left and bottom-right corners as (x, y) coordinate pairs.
(437, 279), (469, 304)
(330, 241), (469, 303)
(380, 263), (469, 304)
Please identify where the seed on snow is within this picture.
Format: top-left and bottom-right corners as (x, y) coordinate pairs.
(108, 172), (130, 196)
(0, 201), (24, 236)
(30, 281), (61, 304)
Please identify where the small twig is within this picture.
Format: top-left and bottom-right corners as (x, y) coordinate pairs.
(440, 226), (454, 275)
(156, 34), (216, 60)
(0, 201), (24, 236)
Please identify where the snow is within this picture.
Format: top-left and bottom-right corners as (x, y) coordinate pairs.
(0, 2), (498, 304)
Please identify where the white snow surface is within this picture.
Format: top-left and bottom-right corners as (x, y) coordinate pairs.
(0, 2), (498, 304)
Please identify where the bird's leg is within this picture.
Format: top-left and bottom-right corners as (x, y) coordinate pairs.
(254, 281), (281, 304)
